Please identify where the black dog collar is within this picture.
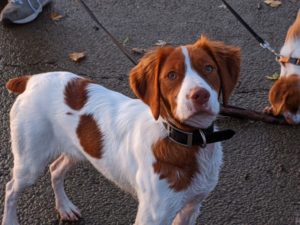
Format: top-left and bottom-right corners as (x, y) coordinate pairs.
(277, 56), (300, 66)
(163, 122), (235, 148)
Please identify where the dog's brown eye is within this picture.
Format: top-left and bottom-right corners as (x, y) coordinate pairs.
(167, 71), (177, 80)
(204, 65), (214, 74)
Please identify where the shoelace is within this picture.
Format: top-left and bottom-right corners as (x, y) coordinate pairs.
(11, 0), (23, 4)
(10, 0), (42, 12)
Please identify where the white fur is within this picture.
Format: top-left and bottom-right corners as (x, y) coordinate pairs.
(176, 47), (220, 128)
(279, 38), (300, 123)
(283, 109), (300, 124)
(2, 71), (222, 225)
(280, 39), (300, 77)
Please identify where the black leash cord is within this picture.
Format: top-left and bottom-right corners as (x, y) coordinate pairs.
(79, 0), (281, 65)
(221, 0), (265, 44)
(77, 0), (138, 66)
(221, 0), (280, 57)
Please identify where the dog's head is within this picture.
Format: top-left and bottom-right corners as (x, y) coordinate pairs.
(268, 10), (300, 124)
(129, 36), (240, 128)
(268, 75), (300, 124)
(280, 10), (300, 76)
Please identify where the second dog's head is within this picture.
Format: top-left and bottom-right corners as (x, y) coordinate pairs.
(268, 11), (300, 124)
(129, 36), (240, 128)
(268, 75), (300, 124)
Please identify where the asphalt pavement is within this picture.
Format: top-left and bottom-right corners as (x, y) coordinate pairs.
(0, 0), (300, 224)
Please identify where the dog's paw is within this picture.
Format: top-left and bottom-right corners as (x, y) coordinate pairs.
(263, 106), (273, 115)
(2, 222), (20, 225)
(56, 201), (81, 221)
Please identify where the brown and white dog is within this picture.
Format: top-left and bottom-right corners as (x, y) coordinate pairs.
(264, 11), (300, 124)
(2, 36), (240, 225)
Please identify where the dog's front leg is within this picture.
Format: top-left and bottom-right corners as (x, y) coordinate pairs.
(133, 193), (182, 225)
(172, 201), (202, 225)
(2, 179), (20, 225)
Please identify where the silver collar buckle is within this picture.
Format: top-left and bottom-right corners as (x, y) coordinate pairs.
(198, 129), (207, 148)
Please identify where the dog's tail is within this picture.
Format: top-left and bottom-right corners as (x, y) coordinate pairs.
(6, 75), (31, 94)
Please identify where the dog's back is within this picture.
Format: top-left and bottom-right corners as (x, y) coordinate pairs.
(7, 72), (158, 195)
(265, 10), (300, 124)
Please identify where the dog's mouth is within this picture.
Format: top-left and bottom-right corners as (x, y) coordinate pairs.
(181, 103), (219, 128)
(283, 110), (300, 124)
(184, 113), (217, 129)
(171, 95), (220, 128)
(187, 101), (219, 117)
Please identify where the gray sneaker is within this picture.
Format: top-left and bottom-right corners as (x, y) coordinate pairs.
(0, 0), (51, 24)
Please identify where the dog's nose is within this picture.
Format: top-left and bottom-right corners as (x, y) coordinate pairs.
(189, 87), (210, 105)
(285, 114), (296, 125)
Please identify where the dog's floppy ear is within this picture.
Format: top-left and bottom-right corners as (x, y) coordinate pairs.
(269, 79), (288, 115)
(269, 76), (300, 115)
(285, 10), (300, 42)
(195, 36), (241, 105)
(129, 47), (174, 120)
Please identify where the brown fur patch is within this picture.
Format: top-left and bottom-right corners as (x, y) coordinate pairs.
(129, 47), (175, 120)
(6, 75), (31, 94)
(187, 44), (221, 92)
(159, 48), (186, 121)
(194, 36), (240, 105)
(153, 138), (198, 192)
(269, 75), (300, 115)
(286, 11), (300, 42)
(76, 114), (103, 159)
(64, 78), (94, 110)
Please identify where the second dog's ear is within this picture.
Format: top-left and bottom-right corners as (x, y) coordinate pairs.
(285, 10), (300, 42)
(269, 80), (288, 116)
(269, 76), (300, 116)
(129, 47), (174, 120)
(195, 36), (241, 105)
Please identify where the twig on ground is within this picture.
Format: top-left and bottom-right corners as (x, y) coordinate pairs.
(220, 105), (288, 125)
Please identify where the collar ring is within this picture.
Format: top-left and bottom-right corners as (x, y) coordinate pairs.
(198, 129), (207, 148)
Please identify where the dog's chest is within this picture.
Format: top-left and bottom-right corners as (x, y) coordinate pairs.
(152, 137), (222, 189)
(192, 143), (223, 197)
(62, 81), (222, 196)
(280, 40), (300, 76)
(76, 117), (221, 197)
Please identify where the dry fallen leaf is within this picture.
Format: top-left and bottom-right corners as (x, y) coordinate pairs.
(154, 40), (169, 47)
(264, 0), (282, 8)
(132, 48), (147, 55)
(257, 2), (262, 9)
(123, 37), (129, 46)
(218, 3), (226, 9)
(50, 12), (64, 21)
(69, 52), (86, 62)
(266, 72), (280, 80)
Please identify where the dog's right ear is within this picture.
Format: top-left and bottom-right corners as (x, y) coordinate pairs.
(269, 76), (291, 116)
(269, 75), (300, 115)
(286, 10), (300, 42)
(195, 36), (240, 105)
(129, 47), (174, 120)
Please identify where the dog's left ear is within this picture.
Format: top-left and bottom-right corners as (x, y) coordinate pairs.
(269, 76), (300, 115)
(285, 10), (300, 42)
(129, 47), (174, 120)
(195, 36), (241, 105)
(268, 78), (289, 115)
